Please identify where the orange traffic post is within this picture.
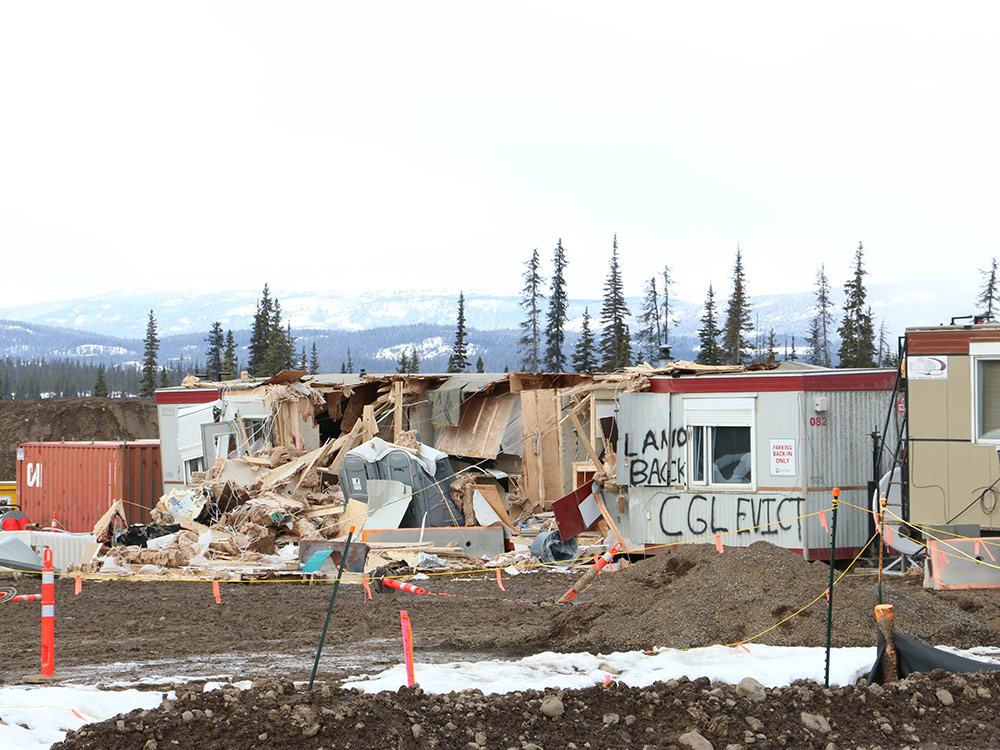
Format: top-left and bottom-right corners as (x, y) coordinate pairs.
(400, 610), (416, 687)
(383, 577), (428, 596)
(23, 548), (65, 683)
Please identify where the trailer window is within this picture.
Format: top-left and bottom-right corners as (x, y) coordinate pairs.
(683, 396), (756, 489)
(976, 359), (1000, 442)
(688, 425), (753, 486)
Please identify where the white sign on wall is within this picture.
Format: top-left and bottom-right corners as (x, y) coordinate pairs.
(908, 356), (948, 380)
(769, 439), (796, 476)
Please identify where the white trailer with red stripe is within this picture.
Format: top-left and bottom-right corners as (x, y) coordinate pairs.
(605, 366), (897, 560)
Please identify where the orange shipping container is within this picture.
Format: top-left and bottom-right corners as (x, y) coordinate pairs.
(16, 441), (161, 533)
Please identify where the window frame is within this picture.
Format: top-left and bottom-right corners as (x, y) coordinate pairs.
(683, 396), (757, 490)
(971, 345), (1000, 444)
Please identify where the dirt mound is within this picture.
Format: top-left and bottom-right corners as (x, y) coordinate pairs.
(55, 670), (1000, 750)
(0, 397), (157, 479)
(498, 542), (1000, 652)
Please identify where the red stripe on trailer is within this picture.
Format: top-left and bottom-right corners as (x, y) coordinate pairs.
(649, 371), (895, 394)
(154, 389), (221, 404)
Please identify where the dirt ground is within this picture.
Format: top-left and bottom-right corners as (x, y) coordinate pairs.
(6, 543), (1000, 747)
(0, 397), (157, 480)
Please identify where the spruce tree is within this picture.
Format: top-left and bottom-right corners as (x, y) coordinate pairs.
(838, 242), (877, 367)
(447, 292), (470, 373)
(309, 343), (320, 374)
(543, 239), (569, 372)
(476, 355), (485, 373)
(410, 347), (420, 374)
(765, 329), (777, 364)
(661, 266), (674, 346)
(721, 247), (752, 365)
(696, 284), (723, 365)
(223, 330), (238, 379)
(518, 249), (545, 371)
(346, 348), (353, 374)
(636, 276), (662, 363)
(599, 235), (632, 370)
(572, 307), (597, 372)
(396, 349), (410, 374)
(205, 321), (225, 380)
(93, 364), (109, 397)
(159, 367), (169, 388)
(139, 309), (160, 397)
(978, 257), (999, 321)
(789, 335), (798, 361)
(805, 264), (834, 367)
(248, 284), (273, 376)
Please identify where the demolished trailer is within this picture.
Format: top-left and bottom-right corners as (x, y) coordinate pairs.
(604, 364), (898, 560)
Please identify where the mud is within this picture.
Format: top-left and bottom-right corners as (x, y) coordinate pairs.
(499, 542), (1000, 653)
(0, 397), (157, 480)
(55, 670), (1000, 750)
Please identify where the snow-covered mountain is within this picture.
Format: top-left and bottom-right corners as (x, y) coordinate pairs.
(0, 279), (975, 371)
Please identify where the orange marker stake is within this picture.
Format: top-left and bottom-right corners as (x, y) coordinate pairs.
(884, 526), (893, 546)
(714, 535), (724, 554)
(213, 580), (221, 604)
(603, 674), (612, 686)
(735, 643), (751, 654)
(824, 588), (830, 602)
(819, 510), (829, 533)
(400, 610), (416, 687)
(74, 575), (82, 596)
(496, 568), (506, 591)
(362, 576), (373, 602)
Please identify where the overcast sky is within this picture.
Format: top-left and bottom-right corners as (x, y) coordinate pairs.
(1, 2), (997, 310)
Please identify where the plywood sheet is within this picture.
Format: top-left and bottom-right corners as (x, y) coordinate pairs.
(520, 388), (563, 508)
(435, 394), (516, 459)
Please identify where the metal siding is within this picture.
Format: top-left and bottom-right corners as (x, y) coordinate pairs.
(616, 393), (673, 487)
(803, 390), (893, 559)
(15, 442), (161, 533)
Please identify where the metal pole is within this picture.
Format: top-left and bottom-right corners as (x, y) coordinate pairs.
(824, 488), (840, 688)
(308, 528), (354, 691)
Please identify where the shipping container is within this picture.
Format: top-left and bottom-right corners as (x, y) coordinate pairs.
(15, 441), (161, 533)
(608, 366), (897, 560)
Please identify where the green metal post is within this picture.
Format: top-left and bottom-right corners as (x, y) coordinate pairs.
(309, 529), (354, 691)
(824, 488), (840, 688)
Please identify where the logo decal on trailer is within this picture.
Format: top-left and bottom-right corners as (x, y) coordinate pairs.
(27, 462), (43, 487)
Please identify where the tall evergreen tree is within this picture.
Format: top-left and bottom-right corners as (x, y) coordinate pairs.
(789, 335), (798, 361)
(518, 249), (545, 371)
(876, 319), (894, 368)
(410, 347), (420, 374)
(346, 348), (353, 374)
(661, 266), (674, 346)
(139, 309), (160, 397)
(599, 235), (632, 370)
(223, 330), (238, 379)
(838, 242), (877, 368)
(696, 284), (723, 365)
(805, 264), (834, 367)
(636, 276), (662, 363)
(447, 292), (471, 373)
(572, 307), (597, 372)
(978, 257), (999, 321)
(396, 349), (410, 374)
(93, 364), (109, 397)
(765, 329), (777, 364)
(476, 355), (485, 373)
(159, 367), (169, 388)
(721, 247), (752, 365)
(543, 239), (569, 372)
(309, 342), (320, 374)
(204, 321), (225, 380)
(247, 284), (274, 376)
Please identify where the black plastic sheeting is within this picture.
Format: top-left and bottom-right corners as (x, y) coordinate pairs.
(116, 524), (181, 548)
(867, 630), (1000, 684)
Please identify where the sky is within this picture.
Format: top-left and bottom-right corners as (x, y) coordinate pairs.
(1, 2), (998, 310)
